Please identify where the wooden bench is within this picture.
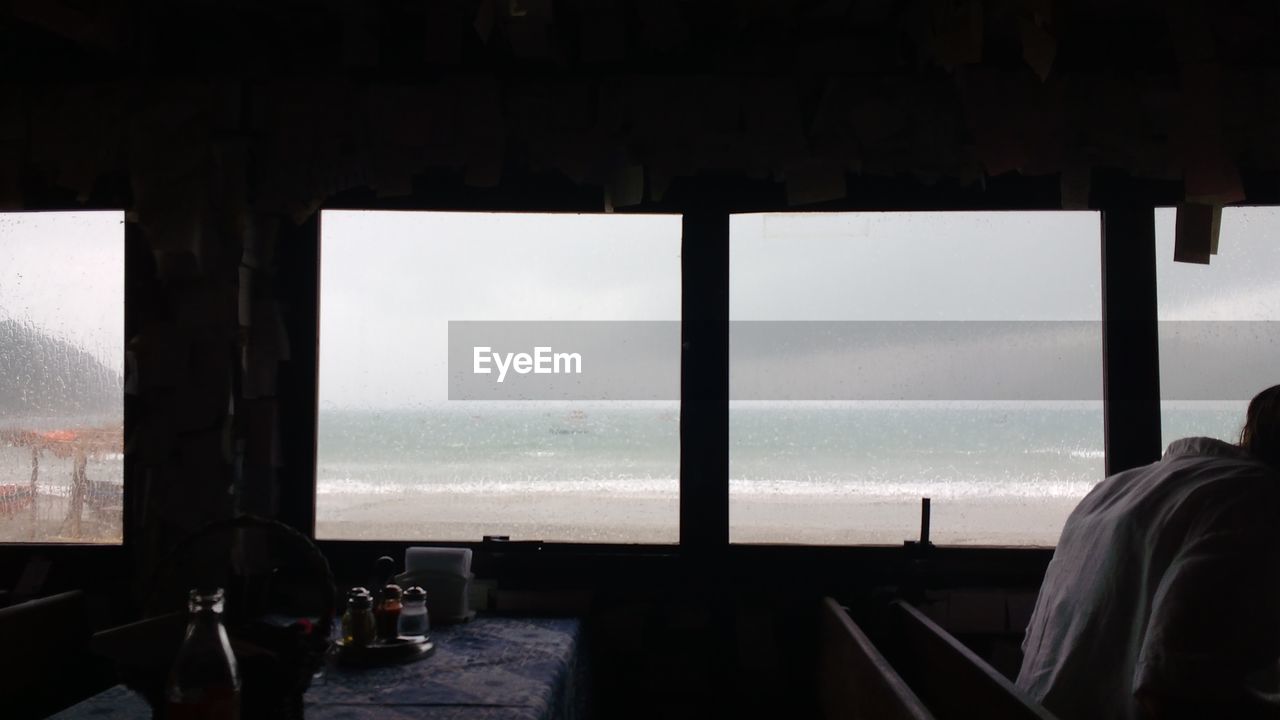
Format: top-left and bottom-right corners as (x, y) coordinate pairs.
(885, 599), (1058, 720)
(819, 596), (935, 720)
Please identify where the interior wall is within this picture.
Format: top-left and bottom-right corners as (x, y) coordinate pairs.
(1, 0), (1278, 603)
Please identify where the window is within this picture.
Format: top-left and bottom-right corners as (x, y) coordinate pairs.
(729, 212), (1103, 546)
(0, 211), (124, 544)
(1156, 207), (1280, 446)
(317, 211), (681, 542)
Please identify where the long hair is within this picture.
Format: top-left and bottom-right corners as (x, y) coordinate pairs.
(1240, 384), (1280, 468)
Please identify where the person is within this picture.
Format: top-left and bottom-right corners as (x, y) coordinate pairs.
(1017, 385), (1280, 720)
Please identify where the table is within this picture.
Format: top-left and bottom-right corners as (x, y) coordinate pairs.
(50, 616), (586, 720)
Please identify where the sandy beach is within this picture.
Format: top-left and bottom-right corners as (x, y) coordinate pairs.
(0, 426), (124, 544)
(316, 492), (1077, 546)
(0, 490), (1076, 547)
(0, 493), (121, 544)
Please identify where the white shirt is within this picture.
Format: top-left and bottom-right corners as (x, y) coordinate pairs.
(1017, 437), (1280, 720)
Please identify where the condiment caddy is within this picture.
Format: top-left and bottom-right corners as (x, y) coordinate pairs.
(335, 583), (434, 667)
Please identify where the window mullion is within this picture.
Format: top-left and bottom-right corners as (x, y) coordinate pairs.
(680, 210), (730, 554)
(1101, 206), (1163, 474)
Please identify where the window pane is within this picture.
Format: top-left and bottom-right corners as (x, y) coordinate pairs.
(317, 211), (681, 542)
(1156, 207), (1280, 445)
(730, 212), (1103, 546)
(0, 211), (124, 544)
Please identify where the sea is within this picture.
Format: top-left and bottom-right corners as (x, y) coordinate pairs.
(315, 401), (1247, 504)
(0, 404), (1247, 543)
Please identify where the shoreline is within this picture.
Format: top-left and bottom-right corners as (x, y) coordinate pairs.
(316, 492), (1075, 546)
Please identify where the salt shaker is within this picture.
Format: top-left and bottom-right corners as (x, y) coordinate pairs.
(399, 586), (429, 638)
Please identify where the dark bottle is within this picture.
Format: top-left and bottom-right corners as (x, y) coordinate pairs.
(166, 588), (241, 719)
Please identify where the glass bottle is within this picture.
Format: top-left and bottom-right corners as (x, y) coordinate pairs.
(341, 588), (376, 647)
(398, 586), (429, 638)
(167, 588), (241, 720)
(375, 584), (402, 641)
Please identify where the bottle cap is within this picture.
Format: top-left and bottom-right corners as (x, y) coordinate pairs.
(381, 584), (403, 601)
(187, 587), (226, 613)
(403, 586), (427, 601)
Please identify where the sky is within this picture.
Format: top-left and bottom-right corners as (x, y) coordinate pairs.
(0, 211), (125, 374)
(320, 207), (1280, 409)
(319, 211), (682, 408)
(730, 211), (1101, 321)
(1155, 207), (1280, 320)
(2, 205), (1270, 411)
(320, 209), (1107, 408)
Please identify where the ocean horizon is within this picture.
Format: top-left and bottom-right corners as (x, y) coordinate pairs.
(315, 401), (1245, 503)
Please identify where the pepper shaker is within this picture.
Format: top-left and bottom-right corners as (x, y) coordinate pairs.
(375, 584), (403, 641)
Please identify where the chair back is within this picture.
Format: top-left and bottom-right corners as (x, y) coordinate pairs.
(819, 596), (935, 720)
(886, 599), (1058, 720)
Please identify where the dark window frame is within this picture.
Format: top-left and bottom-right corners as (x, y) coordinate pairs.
(2, 171), (1274, 596)
(0, 209), (131, 628)
(0, 209), (134, 556)
(288, 171), (1179, 588)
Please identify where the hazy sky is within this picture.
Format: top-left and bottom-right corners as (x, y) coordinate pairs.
(320, 207), (1279, 409)
(730, 211), (1101, 321)
(320, 211), (682, 408)
(322, 210), (1108, 408)
(1, 206), (1271, 411)
(0, 211), (125, 374)
(1155, 206), (1280, 320)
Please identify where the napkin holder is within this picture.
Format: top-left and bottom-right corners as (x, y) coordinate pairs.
(396, 547), (475, 624)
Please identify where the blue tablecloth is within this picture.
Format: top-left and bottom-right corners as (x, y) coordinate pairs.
(50, 616), (586, 720)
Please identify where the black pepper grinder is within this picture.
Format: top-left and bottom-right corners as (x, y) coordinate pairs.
(371, 555), (397, 605)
